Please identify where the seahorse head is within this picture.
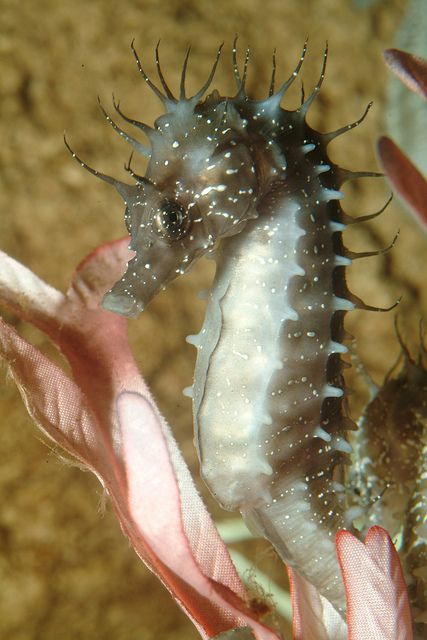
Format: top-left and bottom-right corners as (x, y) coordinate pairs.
(68, 40), (322, 317)
(68, 43), (259, 318)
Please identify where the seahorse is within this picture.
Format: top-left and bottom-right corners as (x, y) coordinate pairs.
(66, 40), (388, 616)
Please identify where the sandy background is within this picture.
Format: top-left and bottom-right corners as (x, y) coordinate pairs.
(1, 0), (424, 638)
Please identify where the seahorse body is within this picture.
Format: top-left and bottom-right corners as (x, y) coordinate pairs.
(192, 94), (355, 613)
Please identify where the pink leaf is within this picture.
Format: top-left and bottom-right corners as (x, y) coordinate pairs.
(336, 526), (413, 640)
(377, 136), (427, 230)
(384, 49), (427, 101)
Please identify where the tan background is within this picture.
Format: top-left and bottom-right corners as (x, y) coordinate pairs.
(1, 0), (424, 638)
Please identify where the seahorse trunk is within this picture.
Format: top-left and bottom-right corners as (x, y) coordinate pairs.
(193, 184), (353, 616)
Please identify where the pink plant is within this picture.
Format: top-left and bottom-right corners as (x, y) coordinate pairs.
(377, 48), (427, 229)
(0, 239), (413, 639)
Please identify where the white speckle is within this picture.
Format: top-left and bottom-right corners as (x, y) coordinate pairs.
(232, 350), (249, 360)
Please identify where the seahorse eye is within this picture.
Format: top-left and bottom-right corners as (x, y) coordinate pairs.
(154, 199), (190, 242)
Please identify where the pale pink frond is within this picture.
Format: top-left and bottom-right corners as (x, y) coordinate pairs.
(287, 567), (347, 640)
(384, 49), (427, 101)
(336, 526), (413, 640)
(377, 136), (427, 230)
